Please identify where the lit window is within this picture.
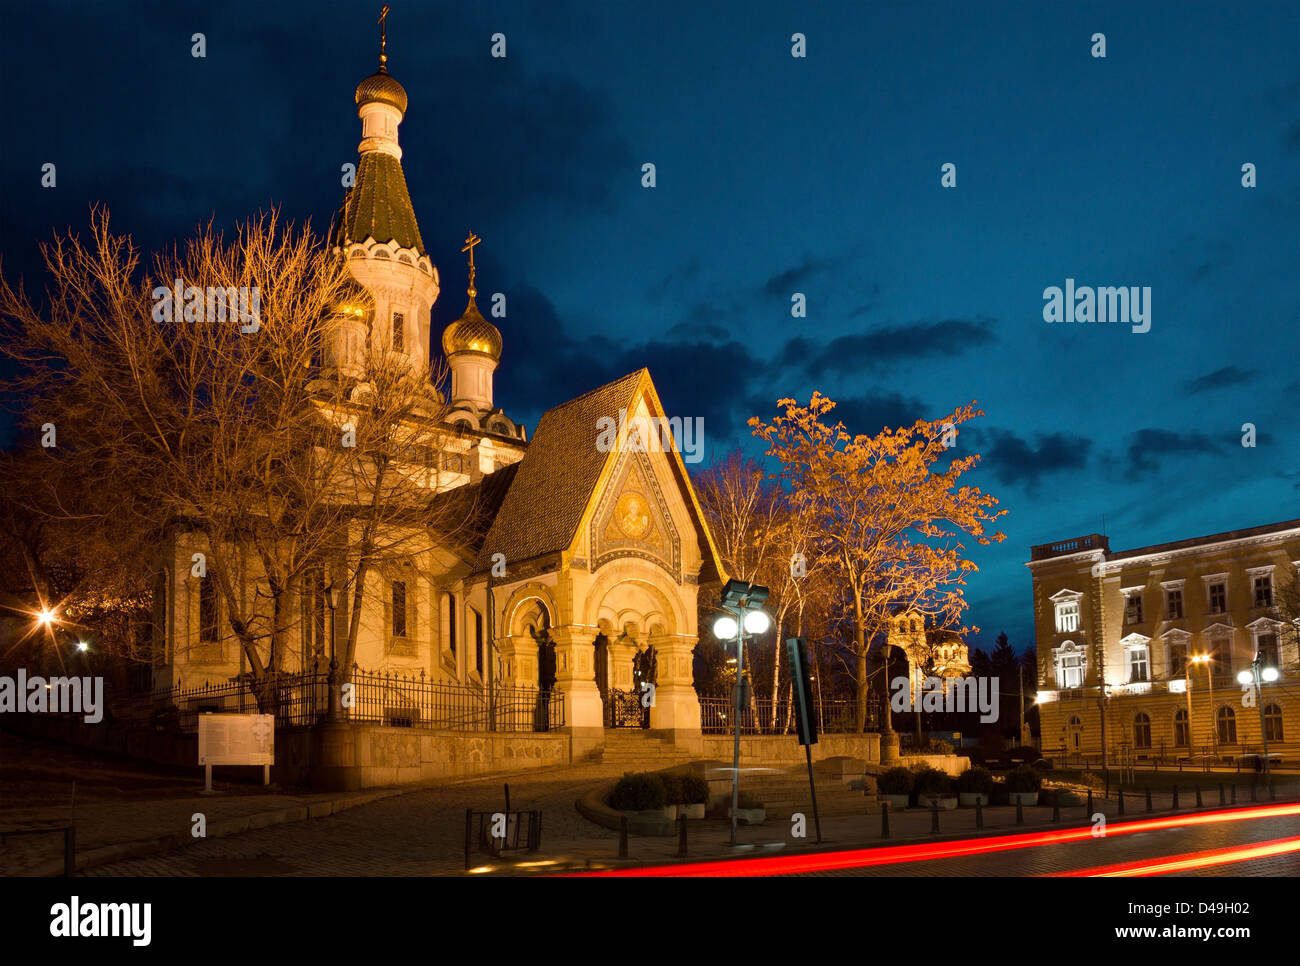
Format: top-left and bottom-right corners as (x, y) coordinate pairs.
(1055, 599), (1079, 633)
(1127, 646), (1149, 683)
(1057, 647), (1085, 689)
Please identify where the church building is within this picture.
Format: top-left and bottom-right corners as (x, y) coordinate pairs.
(151, 22), (726, 762)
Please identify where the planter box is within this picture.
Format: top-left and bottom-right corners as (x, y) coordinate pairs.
(728, 807), (766, 825)
(917, 795), (958, 810)
(958, 792), (989, 807)
(663, 805), (679, 821)
(681, 803), (706, 820)
(1009, 791), (1039, 806)
(880, 793), (910, 809)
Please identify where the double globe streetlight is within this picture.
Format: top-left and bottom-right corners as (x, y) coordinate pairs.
(1237, 653), (1280, 786)
(711, 578), (770, 847)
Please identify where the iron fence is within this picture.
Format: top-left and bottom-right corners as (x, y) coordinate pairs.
(698, 693), (866, 735)
(128, 667), (564, 733)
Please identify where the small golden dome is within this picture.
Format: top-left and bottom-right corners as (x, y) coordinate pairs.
(442, 297), (502, 360)
(355, 70), (408, 114)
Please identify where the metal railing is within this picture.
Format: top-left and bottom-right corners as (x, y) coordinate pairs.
(698, 693), (865, 735)
(125, 667), (564, 733)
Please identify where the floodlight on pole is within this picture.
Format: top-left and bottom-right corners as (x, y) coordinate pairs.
(712, 615), (739, 641)
(743, 610), (770, 635)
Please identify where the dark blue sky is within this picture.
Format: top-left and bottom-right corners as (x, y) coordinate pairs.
(1, 0), (1296, 653)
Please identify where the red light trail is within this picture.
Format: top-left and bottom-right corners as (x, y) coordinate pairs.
(1047, 835), (1300, 876)
(562, 802), (1300, 877)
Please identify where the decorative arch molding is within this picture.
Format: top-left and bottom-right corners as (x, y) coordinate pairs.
(500, 582), (559, 638)
(580, 560), (685, 637)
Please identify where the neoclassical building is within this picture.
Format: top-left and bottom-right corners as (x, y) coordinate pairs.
(1027, 519), (1300, 763)
(152, 27), (724, 758)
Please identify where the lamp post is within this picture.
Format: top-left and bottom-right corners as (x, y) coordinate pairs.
(712, 579), (770, 848)
(1237, 653), (1279, 786)
(1182, 659), (1193, 756)
(323, 581), (341, 722)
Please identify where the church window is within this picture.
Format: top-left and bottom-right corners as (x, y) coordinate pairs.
(392, 581), (408, 638)
(441, 592), (456, 656)
(392, 313), (405, 353)
(199, 572), (219, 644)
(473, 609), (484, 675)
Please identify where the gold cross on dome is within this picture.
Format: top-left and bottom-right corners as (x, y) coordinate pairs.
(462, 231), (482, 291)
(378, 5), (390, 69)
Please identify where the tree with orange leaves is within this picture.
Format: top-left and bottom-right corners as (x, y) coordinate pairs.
(749, 394), (1006, 731)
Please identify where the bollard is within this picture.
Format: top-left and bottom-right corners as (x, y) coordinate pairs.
(1118, 789), (1126, 815)
(1087, 789), (1094, 815)
(1172, 786), (1179, 810)
(677, 813), (688, 858)
(1145, 787), (1153, 812)
(1016, 800), (1024, 825)
(1196, 785), (1203, 808)
(1052, 798), (1060, 823)
(975, 798), (984, 829)
(1219, 783), (1225, 805)
(618, 816), (629, 858)
(931, 799), (940, 834)
(881, 801), (891, 839)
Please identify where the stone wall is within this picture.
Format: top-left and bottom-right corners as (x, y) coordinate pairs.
(696, 732), (881, 766)
(897, 753), (970, 776)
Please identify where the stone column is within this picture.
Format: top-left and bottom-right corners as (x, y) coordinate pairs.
(550, 624), (604, 759)
(497, 634), (536, 689)
(648, 632), (702, 753)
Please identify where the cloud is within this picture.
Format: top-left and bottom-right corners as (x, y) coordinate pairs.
(975, 428), (1092, 491)
(826, 390), (930, 437)
(1125, 429), (1222, 473)
(762, 256), (836, 296)
(1184, 365), (1255, 394)
(783, 317), (996, 376)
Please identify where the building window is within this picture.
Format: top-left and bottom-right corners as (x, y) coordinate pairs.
(1257, 633), (1279, 669)
(1216, 706), (1236, 745)
(392, 580), (407, 638)
(474, 610), (484, 675)
(1133, 713), (1151, 749)
(1125, 594), (1143, 625)
(199, 573), (219, 644)
(1057, 647), (1085, 689)
(1068, 715), (1083, 751)
(1205, 633), (1231, 678)
(1208, 581), (1227, 614)
(1165, 588), (1183, 619)
(1253, 574), (1273, 608)
(392, 312), (405, 353)
(1263, 703), (1283, 742)
(441, 591), (457, 655)
(1127, 646), (1149, 684)
(1174, 708), (1190, 747)
(1055, 599), (1079, 633)
(1167, 637), (1188, 678)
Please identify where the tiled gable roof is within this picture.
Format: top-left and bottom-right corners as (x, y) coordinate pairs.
(430, 461), (520, 560)
(471, 370), (646, 574)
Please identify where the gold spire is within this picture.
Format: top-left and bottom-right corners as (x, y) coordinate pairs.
(378, 4), (390, 73)
(461, 231), (482, 299)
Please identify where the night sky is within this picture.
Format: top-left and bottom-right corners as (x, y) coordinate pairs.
(1, 0), (1296, 654)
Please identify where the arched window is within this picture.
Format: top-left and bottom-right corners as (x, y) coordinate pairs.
(1174, 708), (1190, 747)
(1068, 714), (1083, 751)
(1216, 705), (1236, 745)
(470, 609), (484, 676)
(1263, 703), (1283, 742)
(1133, 712), (1151, 749)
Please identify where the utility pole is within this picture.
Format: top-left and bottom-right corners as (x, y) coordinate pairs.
(1018, 664), (1025, 744)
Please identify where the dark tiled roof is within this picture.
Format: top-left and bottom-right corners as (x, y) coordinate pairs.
(1106, 518), (1300, 562)
(330, 151), (425, 255)
(430, 462), (520, 561)
(471, 370), (647, 574)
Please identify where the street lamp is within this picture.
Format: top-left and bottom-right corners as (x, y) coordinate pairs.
(712, 578), (770, 847)
(323, 581), (341, 722)
(1189, 654), (1215, 757)
(1237, 653), (1279, 787)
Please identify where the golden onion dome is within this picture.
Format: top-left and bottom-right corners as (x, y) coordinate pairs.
(442, 296), (502, 360)
(355, 69), (408, 114)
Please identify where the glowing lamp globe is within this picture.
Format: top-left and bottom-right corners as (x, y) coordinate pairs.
(712, 615), (738, 640)
(1237, 670), (1253, 685)
(743, 610), (771, 635)
(1262, 667), (1279, 683)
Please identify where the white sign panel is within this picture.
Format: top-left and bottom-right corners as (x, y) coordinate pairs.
(198, 713), (274, 766)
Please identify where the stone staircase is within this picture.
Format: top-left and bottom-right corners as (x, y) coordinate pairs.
(595, 731), (696, 766)
(702, 760), (880, 819)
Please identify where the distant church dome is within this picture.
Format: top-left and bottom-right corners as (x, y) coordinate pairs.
(442, 296), (502, 360)
(355, 69), (408, 114)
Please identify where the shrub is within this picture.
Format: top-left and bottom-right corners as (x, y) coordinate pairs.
(878, 766), (915, 795)
(956, 766), (994, 795)
(609, 772), (667, 810)
(858, 775), (879, 796)
(928, 739), (955, 755)
(913, 767), (953, 796)
(661, 774), (684, 805)
(679, 774), (709, 805)
(1006, 766), (1042, 793)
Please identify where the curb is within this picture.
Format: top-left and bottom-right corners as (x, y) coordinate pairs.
(23, 788), (405, 877)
